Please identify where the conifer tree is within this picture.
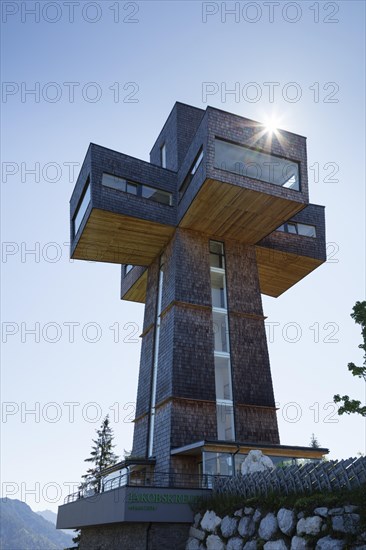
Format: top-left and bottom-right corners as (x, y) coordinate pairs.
(73, 416), (119, 548)
(310, 433), (320, 448)
(82, 415), (119, 492)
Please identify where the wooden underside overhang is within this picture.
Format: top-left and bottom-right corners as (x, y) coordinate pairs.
(120, 248), (323, 304)
(179, 178), (305, 244)
(71, 208), (175, 265)
(171, 440), (329, 461)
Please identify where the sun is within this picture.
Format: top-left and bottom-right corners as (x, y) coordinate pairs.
(264, 115), (280, 135)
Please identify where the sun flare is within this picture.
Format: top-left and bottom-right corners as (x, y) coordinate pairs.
(264, 115), (280, 135)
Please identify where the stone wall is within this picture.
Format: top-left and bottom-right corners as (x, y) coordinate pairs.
(79, 503), (365, 550)
(187, 505), (366, 549)
(80, 522), (191, 550)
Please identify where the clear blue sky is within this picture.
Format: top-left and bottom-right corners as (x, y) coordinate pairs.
(1, 1), (365, 512)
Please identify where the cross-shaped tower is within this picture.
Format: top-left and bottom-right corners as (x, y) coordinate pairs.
(70, 102), (326, 481)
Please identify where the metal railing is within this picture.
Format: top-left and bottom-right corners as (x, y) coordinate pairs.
(64, 471), (223, 504)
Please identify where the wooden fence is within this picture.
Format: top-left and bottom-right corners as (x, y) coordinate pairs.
(213, 457), (366, 497)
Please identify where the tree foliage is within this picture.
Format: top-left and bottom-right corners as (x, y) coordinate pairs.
(82, 415), (119, 492)
(73, 416), (119, 548)
(310, 433), (321, 448)
(72, 530), (81, 546)
(334, 301), (366, 417)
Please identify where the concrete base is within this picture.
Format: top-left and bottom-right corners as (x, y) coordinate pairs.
(57, 486), (209, 529)
(80, 522), (190, 550)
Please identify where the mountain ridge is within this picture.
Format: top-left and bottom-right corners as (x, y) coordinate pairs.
(0, 498), (74, 550)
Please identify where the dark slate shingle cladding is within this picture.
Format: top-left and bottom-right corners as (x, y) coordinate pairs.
(90, 144), (177, 224)
(149, 102), (205, 171)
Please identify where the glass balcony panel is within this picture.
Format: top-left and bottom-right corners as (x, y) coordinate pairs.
(214, 138), (300, 191)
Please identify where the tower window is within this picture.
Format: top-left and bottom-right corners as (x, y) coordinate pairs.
(160, 143), (167, 168)
(209, 240), (235, 442)
(276, 222), (316, 237)
(102, 173), (172, 206)
(214, 138), (300, 191)
(179, 147), (204, 199)
(73, 178), (91, 237)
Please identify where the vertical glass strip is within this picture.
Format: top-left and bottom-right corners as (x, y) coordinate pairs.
(209, 241), (235, 441)
(148, 258), (164, 457)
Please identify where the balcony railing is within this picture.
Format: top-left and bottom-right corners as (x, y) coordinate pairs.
(64, 471), (227, 504)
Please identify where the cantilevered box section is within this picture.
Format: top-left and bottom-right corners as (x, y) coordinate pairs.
(70, 144), (176, 264)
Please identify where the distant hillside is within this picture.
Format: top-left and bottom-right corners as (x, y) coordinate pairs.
(37, 509), (74, 536)
(0, 498), (74, 550)
(37, 509), (58, 524)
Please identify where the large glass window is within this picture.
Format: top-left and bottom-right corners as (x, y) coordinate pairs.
(127, 182), (138, 195)
(102, 173), (172, 206)
(214, 138), (300, 191)
(73, 179), (91, 237)
(142, 185), (172, 205)
(234, 453), (307, 474)
(287, 223), (297, 234)
(102, 173), (127, 192)
(210, 240), (235, 442)
(276, 221), (316, 237)
(297, 223), (316, 237)
(203, 451), (233, 477)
